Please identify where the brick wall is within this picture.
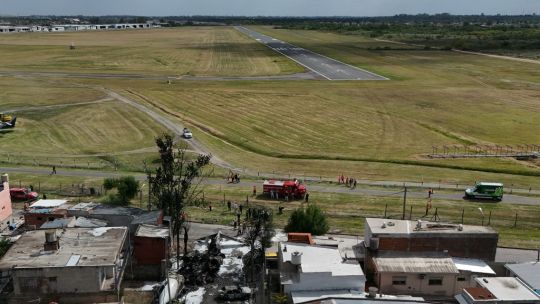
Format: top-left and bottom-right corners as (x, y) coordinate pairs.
(377, 235), (498, 261)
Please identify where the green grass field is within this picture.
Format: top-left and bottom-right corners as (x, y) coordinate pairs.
(0, 27), (302, 76)
(1, 26), (539, 248)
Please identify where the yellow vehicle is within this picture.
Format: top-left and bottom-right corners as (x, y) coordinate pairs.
(0, 113), (13, 123)
(0, 113), (16, 129)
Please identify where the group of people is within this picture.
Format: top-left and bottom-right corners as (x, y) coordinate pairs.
(227, 171), (241, 183)
(338, 174), (357, 189)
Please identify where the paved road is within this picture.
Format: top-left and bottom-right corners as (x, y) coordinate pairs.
(235, 26), (387, 81)
(2, 166), (539, 206)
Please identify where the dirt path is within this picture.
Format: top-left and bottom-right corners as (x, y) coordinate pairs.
(99, 88), (238, 171)
(453, 50), (540, 65)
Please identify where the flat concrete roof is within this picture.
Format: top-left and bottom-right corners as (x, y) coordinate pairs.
(280, 242), (364, 277)
(291, 290), (426, 304)
(0, 227), (127, 269)
(476, 277), (540, 301)
(366, 218), (497, 236)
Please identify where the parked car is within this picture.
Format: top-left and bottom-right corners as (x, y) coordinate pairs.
(465, 182), (503, 201)
(9, 188), (39, 201)
(216, 285), (252, 301)
(182, 128), (193, 139)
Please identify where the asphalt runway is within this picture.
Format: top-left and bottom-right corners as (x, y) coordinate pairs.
(236, 26), (388, 81)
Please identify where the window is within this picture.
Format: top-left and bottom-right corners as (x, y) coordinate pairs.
(457, 277), (466, 282)
(392, 276), (407, 285)
(428, 277), (443, 285)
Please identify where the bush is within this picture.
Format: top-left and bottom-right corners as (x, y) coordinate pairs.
(102, 176), (139, 205)
(284, 204), (329, 236)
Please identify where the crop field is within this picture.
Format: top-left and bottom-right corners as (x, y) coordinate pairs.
(0, 27), (302, 76)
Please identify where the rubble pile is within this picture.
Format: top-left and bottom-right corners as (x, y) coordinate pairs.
(180, 234), (225, 286)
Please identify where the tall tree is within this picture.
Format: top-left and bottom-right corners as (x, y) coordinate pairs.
(146, 134), (211, 268)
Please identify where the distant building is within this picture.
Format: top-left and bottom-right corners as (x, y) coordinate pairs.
(505, 261), (540, 295)
(0, 227), (129, 304)
(456, 277), (540, 304)
(278, 242), (365, 296)
(364, 218), (499, 262)
(0, 174), (13, 230)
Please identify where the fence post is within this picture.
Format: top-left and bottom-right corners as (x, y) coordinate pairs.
(487, 211), (491, 226)
(384, 204), (388, 218)
(461, 208), (464, 224)
(409, 205), (413, 220)
(514, 212), (518, 228)
(38, 182), (41, 192)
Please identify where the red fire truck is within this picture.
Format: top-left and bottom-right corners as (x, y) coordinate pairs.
(263, 180), (307, 199)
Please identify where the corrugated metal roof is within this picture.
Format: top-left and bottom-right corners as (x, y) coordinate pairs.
(373, 252), (459, 274)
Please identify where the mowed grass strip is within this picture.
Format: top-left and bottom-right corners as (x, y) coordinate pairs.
(1, 101), (167, 155)
(121, 75), (540, 179)
(0, 77), (106, 109)
(0, 27), (303, 76)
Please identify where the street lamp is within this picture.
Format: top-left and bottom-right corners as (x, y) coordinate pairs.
(478, 207), (484, 226)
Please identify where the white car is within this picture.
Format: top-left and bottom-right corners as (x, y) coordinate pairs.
(182, 128), (193, 139)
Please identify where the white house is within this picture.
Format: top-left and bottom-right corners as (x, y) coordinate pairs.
(278, 242), (365, 295)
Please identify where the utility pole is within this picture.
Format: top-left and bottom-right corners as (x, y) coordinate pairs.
(402, 187), (407, 220)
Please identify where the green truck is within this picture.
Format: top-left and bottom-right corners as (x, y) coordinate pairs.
(465, 182), (504, 201)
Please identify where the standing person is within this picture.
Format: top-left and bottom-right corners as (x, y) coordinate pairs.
(52, 165), (56, 175)
(345, 177), (349, 186)
(428, 188), (433, 198)
(209, 204), (212, 212)
(270, 190), (274, 199)
(305, 193), (309, 203)
(252, 185), (257, 197)
(239, 204), (243, 214)
(227, 201), (231, 211)
(353, 179), (357, 189)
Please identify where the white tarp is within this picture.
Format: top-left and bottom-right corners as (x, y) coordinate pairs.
(30, 199), (67, 208)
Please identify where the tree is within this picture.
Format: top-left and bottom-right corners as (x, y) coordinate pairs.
(284, 204), (329, 235)
(146, 133), (211, 268)
(103, 176), (139, 205)
(244, 206), (274, 282)
(0, 238), (10, 258)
